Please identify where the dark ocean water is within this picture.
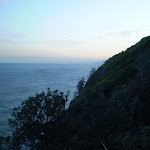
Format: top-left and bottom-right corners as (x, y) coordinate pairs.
(0, 62), (103, 136)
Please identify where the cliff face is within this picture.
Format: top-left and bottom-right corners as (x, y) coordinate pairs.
(68, 36), (150, 149)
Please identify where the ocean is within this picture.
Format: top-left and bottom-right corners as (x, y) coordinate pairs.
(0, 62), (103, 136)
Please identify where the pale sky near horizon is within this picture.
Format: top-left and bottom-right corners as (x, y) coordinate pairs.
(0, 0), (150, 63)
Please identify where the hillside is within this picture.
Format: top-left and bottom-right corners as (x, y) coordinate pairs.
(4, 36), (150, 150)
(68, 36), (150, 149)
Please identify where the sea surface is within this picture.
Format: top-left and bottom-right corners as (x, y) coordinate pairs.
(0, 62), (103, 136)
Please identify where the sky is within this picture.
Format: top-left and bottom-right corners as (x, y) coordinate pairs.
(0, 0), (150, 63)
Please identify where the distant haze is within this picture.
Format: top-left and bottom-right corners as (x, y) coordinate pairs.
(0, 0), (150, 63)
(0, 57), (101, 63)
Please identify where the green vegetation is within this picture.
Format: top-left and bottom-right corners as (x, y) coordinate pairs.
(3, 89), (70, 149)
(1, 36), (150, 149)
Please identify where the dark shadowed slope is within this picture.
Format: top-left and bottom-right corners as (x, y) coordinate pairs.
(6, 36), (150, 150)
(68, 36), (150, 150)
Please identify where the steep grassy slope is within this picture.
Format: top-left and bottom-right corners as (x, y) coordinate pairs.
(6, 36), (150, 150)
(68, 36), (150, 150)
(86, 36), (150, 90)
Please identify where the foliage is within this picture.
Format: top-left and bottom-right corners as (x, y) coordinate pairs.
(88, 68), (96, 79)
(7, 36), (150, 149)
(74, 77), (85, 97)
(0, 136), (11, 150)
(8, 89), (69, 149)
(68, 36), (150, 150)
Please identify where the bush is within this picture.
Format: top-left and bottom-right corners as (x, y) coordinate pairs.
(8, 88), (69, 149)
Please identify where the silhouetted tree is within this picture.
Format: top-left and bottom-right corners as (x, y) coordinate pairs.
(88, 68), (96, 79)
(8, 88), (69, 149)
(76, 77), (85, 95)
